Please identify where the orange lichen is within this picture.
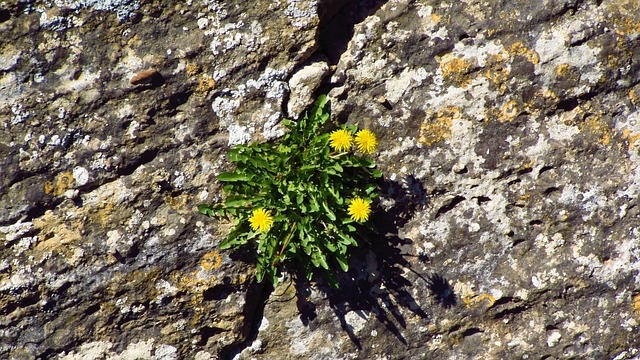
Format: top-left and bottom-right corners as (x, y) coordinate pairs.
(196, 74), (216, 93)
(611, 15), (640, 36)
(633, 294), (640, 316)
(583, 115), (613, 145)
(33, 210), (83, 255)
(439, 55), (475, 87)
(540, 89), (559, 101)
(499, 100), (520, 122)
(167, 193), (190, 214)
(510, 42), (539, 65)
(630, 89), (639, 107)
(517, 193), (531, 206)
(462, 293), (497, 309)
(44, 172), (75, 196)
(484, 52), (511, 94)
(555, 63), (573, 77)
(186, 63), (202, 77)
(201, 250), (223, 271)
(92, 201), (115, 227)
(621, 129), (640, 149)
(419, 107), (459, 146)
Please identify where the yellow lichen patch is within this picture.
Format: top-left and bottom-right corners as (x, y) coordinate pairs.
(196, 74), (216, 93)
(583, 115), (613, 145)
(418, 107), (459, 146)
(539, 89), (559, 102)
(517, 193), (531, 206)
(630, 89), (639, 107)
(44, 172), (75, 196)
(201, 250), (223, 271)
(431, 13), (442, 23)
(484, 52), (511, 94)
(171, 269), (217, 308)
(621, 129), (640, 149)
(555, 63), (573, 77)
(510, 42), (539, 65)
(438, 55), (475, 87)
(633, 294), (640, 316)
(86, 201), (116, 228)
(186, 63), (201, 77)
(167, 193), (190, 214)
(462, 293), (497, 309)
(611, 14), (640, 37)
(33, 210), (83, 250)
(499, 100), (520, 122)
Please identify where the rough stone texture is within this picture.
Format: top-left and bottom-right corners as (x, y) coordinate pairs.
(1, 0), (640, 359)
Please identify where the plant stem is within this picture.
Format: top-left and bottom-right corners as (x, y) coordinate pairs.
(329, 151), (349, 159)
(278, 221), (297, 258)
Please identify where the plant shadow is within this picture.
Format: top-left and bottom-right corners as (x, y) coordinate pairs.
(291, 174), (457, 348)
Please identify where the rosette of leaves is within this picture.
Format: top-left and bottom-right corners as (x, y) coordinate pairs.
(199, 95), (382, 287)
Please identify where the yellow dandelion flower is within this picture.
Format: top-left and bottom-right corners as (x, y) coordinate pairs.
(347, 197), (371, 223)
(355, 129), (378, 154)
(249, 208), (274, 232)
(329, 129), (353, 152)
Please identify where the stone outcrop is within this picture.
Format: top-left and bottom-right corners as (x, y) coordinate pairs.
(1, 0), (640, 359)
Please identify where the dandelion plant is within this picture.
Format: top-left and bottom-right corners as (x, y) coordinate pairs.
(198, 95), (382, 287)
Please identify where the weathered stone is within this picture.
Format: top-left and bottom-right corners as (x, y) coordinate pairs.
(1, 0), (640, 359)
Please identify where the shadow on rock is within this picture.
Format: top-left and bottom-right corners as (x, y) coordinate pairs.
(292, 174), (456, 348)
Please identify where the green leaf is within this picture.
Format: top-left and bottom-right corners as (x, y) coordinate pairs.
(324, 240), (337, 252)
(227, 148), (248, 162)
(335, 255), (349, 272)
(198, 203), (215, 216)
(317, 254), (329, 270)
(218, 172), (251, 182)
(322, 202), (337, 221)
(372, 169), (383, 178)
(309, 195), (320, 212)
(337, 232), (357, 246)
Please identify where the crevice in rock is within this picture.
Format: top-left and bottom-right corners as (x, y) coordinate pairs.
(115, 148), (159, 177)
(202, 284), (236, 301)
(511, 238), (526, 248)
(0, 9), (10, 23)
(461, 327), (483, 337)
(197, 326), (225, 346)
(493, 304), (529, 320)
(316, 0), (388, 65)
(220, 281), (270, 359)
(475, 196), (491, 205)
(546, 0), (585, 23)
(435, 195), (466, 218)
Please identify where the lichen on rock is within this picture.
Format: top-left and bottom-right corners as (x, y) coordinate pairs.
(1, 0), (640, 359)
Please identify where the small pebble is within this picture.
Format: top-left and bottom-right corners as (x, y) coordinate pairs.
(130, 68), (161, 85)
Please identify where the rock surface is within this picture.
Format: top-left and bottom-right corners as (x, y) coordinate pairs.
(1, 0), (640, 359)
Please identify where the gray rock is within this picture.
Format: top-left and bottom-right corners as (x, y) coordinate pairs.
(1, 0), (640, 359)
